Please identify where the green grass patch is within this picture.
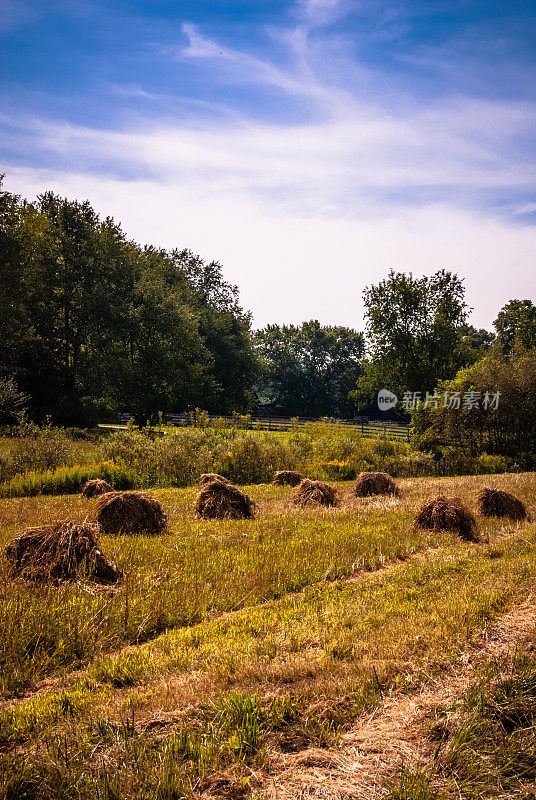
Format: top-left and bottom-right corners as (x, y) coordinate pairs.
(0, 488), (443, 695)
(5, 525), (536, 749)
(0, 460), (138, 498)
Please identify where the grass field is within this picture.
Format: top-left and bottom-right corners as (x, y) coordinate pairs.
(100, 420), (410, 442)
(1, 471), (535, 798)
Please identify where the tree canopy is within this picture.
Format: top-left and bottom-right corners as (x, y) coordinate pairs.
(351, 269), (493, 413)
(255, 320), (364, 417)
(411, 349), (536, 460)
(1, 177), (529, 432)
(0, 180), (259, 424)
(493, 299), (536, 354)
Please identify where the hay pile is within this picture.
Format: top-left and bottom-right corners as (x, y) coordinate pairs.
(414, 495), (478, 541)
(195, 479), (255, 520)
(81, 478), (114, 498)
(478, 488), (527, 521)
(95, 491), (168, 535)
(4, 521), (121, 584)
(354, 471), (398, 497)
(292, 479), (337, 507)
(198, 473), (230, 487)
(272, 470), (304, 487)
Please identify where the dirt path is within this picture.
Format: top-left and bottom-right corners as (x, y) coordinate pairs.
(258, 596), (536, 800)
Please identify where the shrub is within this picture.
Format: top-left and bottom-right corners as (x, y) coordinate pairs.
(0, 376), (28, 425)
(214, 432), (299, 484)
(477, 454), (513, 474)
(317, 459), (356, 480)
(100, 429), (227, 487)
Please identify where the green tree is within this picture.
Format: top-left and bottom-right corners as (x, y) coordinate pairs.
(108, 247), (213, 425)
(353, 270), (477, 410)
(411, 349), (536, 459)
(171, 250), (259, 413)
(493, 299), (536, 354)
(255, 320), (364, 417)
(0, 376), (28, 425)
(0, 182), (259, 423)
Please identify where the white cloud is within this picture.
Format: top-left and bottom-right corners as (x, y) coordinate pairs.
(294, 0), (350, 28)
(3, 6), (535, 330)
(179, 22), (351, 108)
(5, 166), (536, 331)
(8, 91), (533, 217)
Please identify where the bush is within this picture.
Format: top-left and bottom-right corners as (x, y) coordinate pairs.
(477, 453), (515, 474)
(0, 376), (28, 425)
(100, 429), (228, 487)
(214, 432), (298, 484)
(95, 425), (518, 488)
(316, 459), (356, 480)
(0, 460), (138, 498)
(10, 421), (84, 474)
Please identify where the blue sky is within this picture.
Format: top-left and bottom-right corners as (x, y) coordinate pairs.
(1, 0), (535, 329)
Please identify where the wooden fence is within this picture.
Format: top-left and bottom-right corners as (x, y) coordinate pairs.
(112, 413), (410, 441)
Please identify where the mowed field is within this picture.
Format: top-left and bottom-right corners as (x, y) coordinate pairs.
(1, 472), (536, 799)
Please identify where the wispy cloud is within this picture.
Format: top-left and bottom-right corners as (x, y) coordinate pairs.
(1, 0), (535, 327)
(0, 0), (39, 34)
(178, 21), (353, 109)
(4, 87), (534, 224)
(294, 0), (349, 27)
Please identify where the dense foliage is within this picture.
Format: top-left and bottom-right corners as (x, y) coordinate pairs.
(493, 299), (536, 354)
(255, 320), (365, 417)
(2, 177), (535, 468)
(412, 349), (536, 463)
(0, 180), (258, 424)
(352, 269), (493, 411)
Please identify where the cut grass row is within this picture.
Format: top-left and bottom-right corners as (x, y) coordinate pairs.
(0, 474), (533, 699)
(386, 625), (536, 800)
(2, 523), (536, 799)
(0, 497), (433, 696)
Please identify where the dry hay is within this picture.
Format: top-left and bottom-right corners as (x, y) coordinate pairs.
(414, 495), (478, 541)
(81, 478), (114, 498)
(292, 479), (337, 507)
(272, 470), (304, 487)
(95, 491), (168, 535)
(195, 479), (255, 520)
(198, 473), (230, 487)
(478, 487), (527, 521)
(354, 471), (399, 497)
(4, 521), (122, 584)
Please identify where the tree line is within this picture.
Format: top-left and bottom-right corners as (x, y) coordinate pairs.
(0, 179), (258, 424)
(1, 178), (535, 451)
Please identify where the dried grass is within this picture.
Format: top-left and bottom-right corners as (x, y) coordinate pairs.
(195, 480), (256, 520)
(198, 473), (230, 487)
(292, 479), (337, 507)
(95, 491), (168, 536)
(4, 521), (122, 584)
(354, 471), (399, 497)
(81, 478), (114, 498)
(478, 488), (527, 521)
(414, 495), (478, 541)
(272, 470), (304, 487)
